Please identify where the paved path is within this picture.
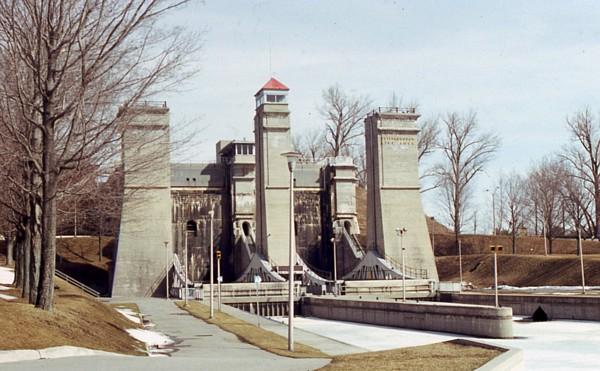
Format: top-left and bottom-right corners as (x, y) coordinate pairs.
(3, 298), (329, 371)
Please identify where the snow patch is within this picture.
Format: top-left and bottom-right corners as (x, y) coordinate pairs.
(0, 285), (10, 291)
(115, 307), (142, 324)
(0, 293), (16, 301)
(0, 346), (125, 364)
(0, 267), (14, 285)
(126, 329), (174, 347)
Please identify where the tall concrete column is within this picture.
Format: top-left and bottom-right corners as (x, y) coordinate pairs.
(365, 108), (438, 281)
(254, 78), (294, 266)
(112, 102), (173, 297)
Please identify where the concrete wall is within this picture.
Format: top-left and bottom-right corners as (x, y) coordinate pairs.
(302, 296), (513, 338)
(171, 190), (227, 281)
(295, 190), (325, 270)
(365, 110), (438, 281)
(443, 292), (600, 321)
(112, 105), (172, 297)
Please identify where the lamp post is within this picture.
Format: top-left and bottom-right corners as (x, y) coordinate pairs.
(490, 244), (503, 307)
(217, 250), (222, 310)
(458, 239), (463, 292)
(578, 228), (586, 294)
(282, 151), (301, 352)
(164, 241), (170, 300)
(208, 210), (215, 319)
(331, 236), (337, 286)
(184, 226), (189, 307)
(395, 227), (407, 302)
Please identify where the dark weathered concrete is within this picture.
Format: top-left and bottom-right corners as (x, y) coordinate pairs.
(302, 296), (513, 338)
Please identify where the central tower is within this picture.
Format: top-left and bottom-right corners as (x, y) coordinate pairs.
(254, 78), (294, 266)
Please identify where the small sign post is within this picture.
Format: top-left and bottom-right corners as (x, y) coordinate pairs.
(254, 275), (262, 327)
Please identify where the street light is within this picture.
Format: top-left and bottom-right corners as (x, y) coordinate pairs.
(490, 244), (503, 307)
(330, 236), (337, 283)
(208, 209), (215, 319)
(164, 241), (170, 300)
(395, 227), (407, 302)
(184, 220), (197, 307)
(282, 150), (301, 352)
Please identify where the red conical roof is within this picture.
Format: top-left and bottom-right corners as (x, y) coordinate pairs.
(255, 77), (289, 96)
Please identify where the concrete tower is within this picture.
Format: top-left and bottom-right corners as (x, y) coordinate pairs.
(112, 102), (173, 297)
(364, 108), (438, 281)
(254, 78), (294, 266)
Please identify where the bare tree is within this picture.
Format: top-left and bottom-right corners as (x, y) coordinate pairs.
(319, 84), (371, 157)
(501, 172), (528, 253)
(527, 158), (566, 254)
(0, 0), (200, 310)
(293, 127), (328, 161)
(562, 109), (600, 239)
(435, 111), (500, 247)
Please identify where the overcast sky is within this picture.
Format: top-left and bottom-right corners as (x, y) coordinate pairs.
(163, 1), (600, 231)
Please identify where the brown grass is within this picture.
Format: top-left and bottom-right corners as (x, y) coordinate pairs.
(318, 340), (502, 371)
(176, 301), (328, 359)
(437, 254), (600, 287)
(0, 275), (145, 355)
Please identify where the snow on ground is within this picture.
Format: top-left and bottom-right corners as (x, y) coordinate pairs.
(493, 285), (600, 293)
(0, 346), (125, 364)
(276, 316), (600, 370)
(0, 285), (10, 291)
(126, 329), (174, 348)
(115, 308), (142, 324)
(0, 293), (16, 301)
(0, 266), (14, 285)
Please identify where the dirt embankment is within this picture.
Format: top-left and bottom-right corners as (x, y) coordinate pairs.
(436, 254), (600, 288)
(0, 268), (144, 354)
(433, 233), (600, 256)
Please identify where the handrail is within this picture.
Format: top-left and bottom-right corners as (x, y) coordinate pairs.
(55, 269), (100, 297)
(383, 254), (428, 279)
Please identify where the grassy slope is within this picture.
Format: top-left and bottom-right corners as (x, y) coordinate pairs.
(0, 264), (144, 355)
(437, 254), (600, 287)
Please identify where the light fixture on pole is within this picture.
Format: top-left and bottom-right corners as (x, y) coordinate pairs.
(164, 241), (170, 300)
(490, 244), (503, 307)
(209, 209), (215, 319)
(395, 227), (407, 302)
(578, 227), (586, 294)
(184, 220), (197, 307)
(282, 150), (301, 352)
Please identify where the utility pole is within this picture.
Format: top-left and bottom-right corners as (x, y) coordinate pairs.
(209, 210), (215, 319)
(164, 241), (170, 300)
(490, 244), (503, 307)
(396, 227), (407, 302)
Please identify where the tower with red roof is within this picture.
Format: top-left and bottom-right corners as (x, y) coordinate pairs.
(254, 78), (294, 266)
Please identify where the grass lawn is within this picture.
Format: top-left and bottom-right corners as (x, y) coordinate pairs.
(0, 274), (145, 355)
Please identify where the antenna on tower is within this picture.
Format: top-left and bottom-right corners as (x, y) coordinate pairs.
(268, 33), (272, 76)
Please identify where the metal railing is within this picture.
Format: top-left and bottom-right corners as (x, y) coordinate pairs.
(376, 107), (417, 114)
(384, 254), (428, 279)
(55, 269), (100, 297)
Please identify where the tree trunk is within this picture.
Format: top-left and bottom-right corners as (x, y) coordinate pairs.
(6, 236), (14, 266)
(37, 122), (57, 311)
(511, 229), (516, 254)
(14, 230), (23, 288)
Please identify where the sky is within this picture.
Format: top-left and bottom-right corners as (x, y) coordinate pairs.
(161, 1), (600, 231)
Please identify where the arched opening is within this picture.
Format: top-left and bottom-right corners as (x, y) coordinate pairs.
(344, 220), (352, 235)
(242, 221), (251, 237)
(186, 220), (198, 236)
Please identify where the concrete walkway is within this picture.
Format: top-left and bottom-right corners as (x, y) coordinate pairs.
(2, 298), (329, 371)
(218, 303), (366, 356)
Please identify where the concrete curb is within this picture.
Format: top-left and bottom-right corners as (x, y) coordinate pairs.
(0, 346), (126, 364)
(475, 344), (523, 371)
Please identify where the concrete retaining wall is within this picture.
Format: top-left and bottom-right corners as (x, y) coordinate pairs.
(443, 292), (600, 321)
(301, 296), (513, 338)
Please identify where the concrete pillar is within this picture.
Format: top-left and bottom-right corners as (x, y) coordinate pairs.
(253, 78), (294, 266)
(364, 108), (438, 281)
(112, 102), (173, 297)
